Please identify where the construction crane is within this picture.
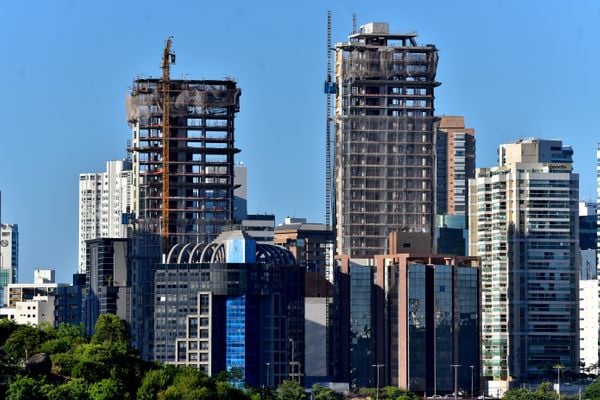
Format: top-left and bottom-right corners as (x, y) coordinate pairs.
(324, 11), (335, 234)
(161, 37), (175, 252)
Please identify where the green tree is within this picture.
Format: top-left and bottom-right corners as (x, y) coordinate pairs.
(71, 344), (113, 383)
(160, 367), (215, 400)
(383, 386), (417, 400)
(6, 375), (48, 400)
(0, 319), (18, 345)
(137, 366), (176, 400)
(3, 324), (47, 362)
(532, 382), (557, 400)
(277, 380), (306, 400)
(312, 384), (341, 400)
(39, 323), (87, 355)
(503, 388), (535, 400)
(92, 314), (130, 346)
(46, 379), (89, 400)
(585, 378), (600, 399)
(88, 378), (127, 400)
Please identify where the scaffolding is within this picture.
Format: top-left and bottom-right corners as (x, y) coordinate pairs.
(334, 24), (440, 258)
(127, 78), (241, 250)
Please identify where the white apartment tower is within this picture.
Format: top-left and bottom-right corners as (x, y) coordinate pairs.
(78, 160), (132, 273)
(469, 139), (579, 392)
(0, 223), (18, 307)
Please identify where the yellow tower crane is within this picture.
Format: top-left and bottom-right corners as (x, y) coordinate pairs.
(161, 37), (175, 252)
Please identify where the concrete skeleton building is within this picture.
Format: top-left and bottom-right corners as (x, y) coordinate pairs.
(126, 77), (241, 250)
(334, 22), (440, 258)
(469, 139), (579, 393)
(125, 46), (242, 358)
(78, 159), (132, 273)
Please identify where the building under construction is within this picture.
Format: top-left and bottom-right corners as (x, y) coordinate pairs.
(127, 78), (241, 249)
(125, 39), (241, 359)
(334, 22), (440, 258)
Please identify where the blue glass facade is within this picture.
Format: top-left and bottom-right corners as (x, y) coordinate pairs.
(154, 256), (303, 387)
(226, 296), (246, 387)
(349, 263), (375, 388)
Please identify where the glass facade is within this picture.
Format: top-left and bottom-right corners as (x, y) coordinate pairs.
(473, 142), (579, 383)
(349, 263), (375, 388)
(401, 262), (480, 395)
(456, 266), (480, 393)
(434, 265), (453, 393)
(154, 259), (303, 388)
(226, 296), (246, 387)
(408, 264), (427, 392)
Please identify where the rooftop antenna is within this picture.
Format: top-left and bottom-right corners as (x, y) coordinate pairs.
(352, 13), (357, 34)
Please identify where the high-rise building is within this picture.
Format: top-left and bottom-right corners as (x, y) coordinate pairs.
(126, 78), (241, 250)
(378, 253), (480, 395)
(78, 160), (132, 273)
(153, 231), (304, 388)
(0, 223), (18, 307)
(334, 22), (439, 258)
(126, 72), (241, 359)
(578, 201), (598, 374)
(274, 220), (334, 281)
(436, 116), (475, 216)
(334, 231), (480, 395)
(597, 144), (600, 268)
(83, 238), (130, 335)
(233, 163), (248, 222)
(469, 139), (579, 393)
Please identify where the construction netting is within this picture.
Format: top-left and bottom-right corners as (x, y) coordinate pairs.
(338, 48), (438, 80)
(126, 86), (240, 123)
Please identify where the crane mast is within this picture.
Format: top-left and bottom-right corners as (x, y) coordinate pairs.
(325, 12), (333, 233)
(161, 37), (175, 251)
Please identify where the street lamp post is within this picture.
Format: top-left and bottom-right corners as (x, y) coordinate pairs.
(265, 362), (271, 388)
(554, 364), (564, 400)
(470, 365), (474, 399)
(372, 364), (384, 400)
(289, 338), (295, 382)
(451, 364), (461, 400)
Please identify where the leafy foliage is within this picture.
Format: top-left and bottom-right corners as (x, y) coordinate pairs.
(585, 378), (600, 399)
(503, 382), (559, 400)
(276, 379), (306, 400)
(6, 375), (49, 400)
(312, 383), (342, 400)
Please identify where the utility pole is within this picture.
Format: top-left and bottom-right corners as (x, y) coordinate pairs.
(451, 364), (461, 400)
(372, 364), (384, 400)
(554, 364), (564, 400)
(470, 365), (474, 399)
(265, 362), (271, 388)
(289, 338), (295, 382)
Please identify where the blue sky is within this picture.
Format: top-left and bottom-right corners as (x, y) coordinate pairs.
(0, 0), (598, 283)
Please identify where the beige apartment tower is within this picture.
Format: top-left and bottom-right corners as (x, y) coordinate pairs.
(334, 22), (440, 258)
(469, 139), (578, 393)
(436, 116), (475, 216)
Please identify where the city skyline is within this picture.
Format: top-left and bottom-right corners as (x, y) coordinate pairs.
(1, 0), (599, 283)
